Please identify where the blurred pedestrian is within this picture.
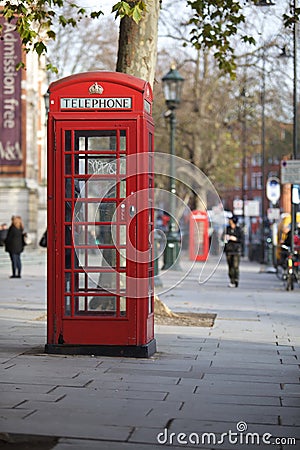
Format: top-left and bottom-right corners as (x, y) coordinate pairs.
(283, 224), (300, 251)
(161, 212), (170, 232)
(224, 215), (243, 288)
(39, 229), (47, 248)
(4, 216), (26, 278)
(0, 223), (8, 246)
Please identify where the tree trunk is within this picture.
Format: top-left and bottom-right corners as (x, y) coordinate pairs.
(116, 0), (160, 87)
(116, 1), (173, 315)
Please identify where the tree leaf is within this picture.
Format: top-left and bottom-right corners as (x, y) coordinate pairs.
(34, 41), (47, 56)
(47, 30), (56, 39)
(46, 62), (59, 73)
(16, 61), (25, 71)
(132, 7), (142, 24)
(90, 11), (104, 19)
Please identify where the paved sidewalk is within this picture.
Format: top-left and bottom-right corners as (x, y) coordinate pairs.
(0, 250), (299, 449)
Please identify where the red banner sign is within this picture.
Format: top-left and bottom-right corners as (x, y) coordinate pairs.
(0, 16), (23, 166)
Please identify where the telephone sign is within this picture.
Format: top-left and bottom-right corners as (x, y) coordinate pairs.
(60, 97), (132, 109)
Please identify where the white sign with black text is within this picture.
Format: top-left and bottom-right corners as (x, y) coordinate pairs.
(60, 97), (132, 109)
(281, 160), (300, 184)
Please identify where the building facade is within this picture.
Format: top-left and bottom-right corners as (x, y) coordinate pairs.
(221, 152), (290, 218)
(0, 14), (47, 245)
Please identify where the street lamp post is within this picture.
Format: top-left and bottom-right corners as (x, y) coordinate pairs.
(260, 49), (267, 263)
(291, 0), (298, 253)
(254, 0), (275, 264)
(161, 65), (184, 270)
(279, 0), (298, 252)
(240, 87), (248, 257)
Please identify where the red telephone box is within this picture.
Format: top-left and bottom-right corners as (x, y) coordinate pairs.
(45, 72), (156, 357)
(189, 210), (209, 261)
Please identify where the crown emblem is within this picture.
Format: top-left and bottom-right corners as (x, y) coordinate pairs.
(89, 82), (104, 95)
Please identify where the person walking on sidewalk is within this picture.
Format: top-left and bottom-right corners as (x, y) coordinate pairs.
(4, 216), (26, 279)
(0, 223), (8, 247)
(224, 215), (243, 288)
